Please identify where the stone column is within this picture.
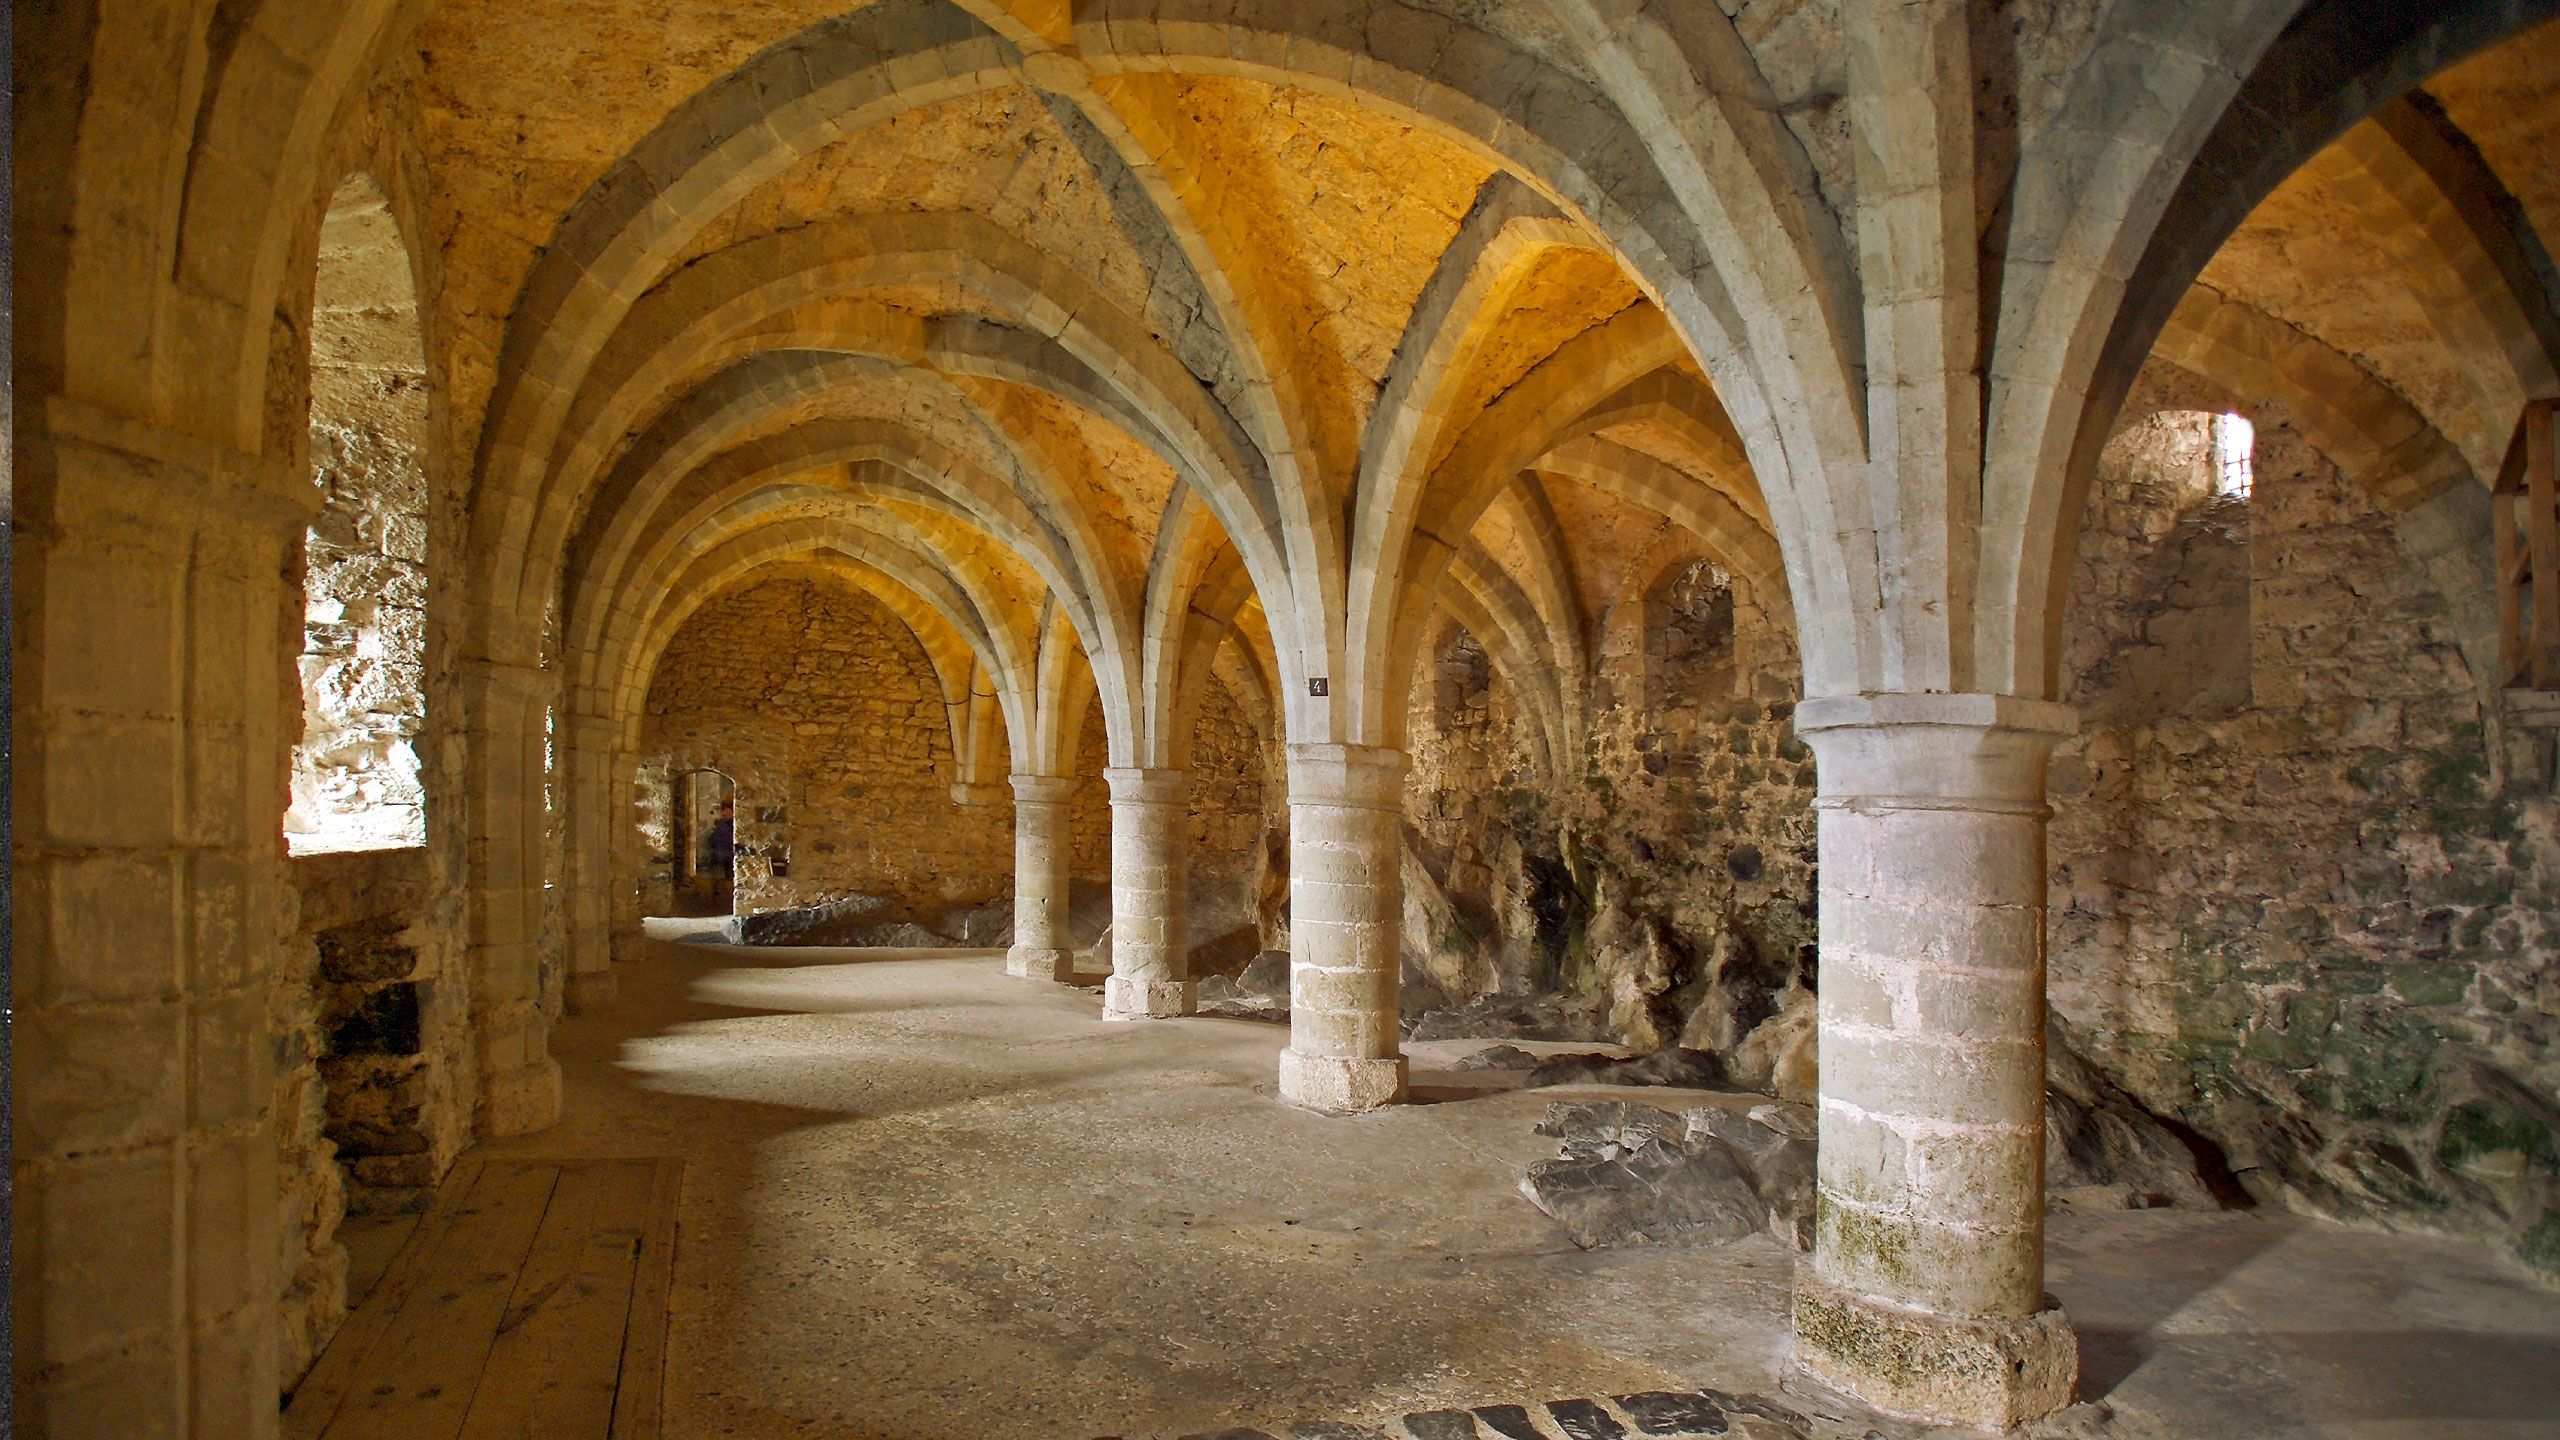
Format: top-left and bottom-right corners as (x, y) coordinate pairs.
(1005, 773), (1078, 982)
(561, 712), (618, 1014)
(15, 401), (304, 1436)
(458, 659), (563, 1136)
(1789, 693), (2078, 1430)
(1100, 767), (1195, 1019)
(608, 747), (644, 968)
(1277, 743), (1408, 1111)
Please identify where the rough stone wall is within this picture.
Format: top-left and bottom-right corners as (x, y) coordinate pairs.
(1182, 680), (1277, 968)
(274, 847), (471, 1386)
(640, 574), (1014, 915)
(1068, 694), (1112, 887)
(2051, 363), (2560, 1276)
(270, 882), (348, 1396)
(1400, 565), (1819, 1075)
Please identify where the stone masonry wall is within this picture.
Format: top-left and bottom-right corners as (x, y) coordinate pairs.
(631, 589), (1273, 952)
(2050, 362), (2560, 1277)
(275, 847), (471, 1386)
(1182, 680), (1279, 968)
(641, 574), (1015, 915)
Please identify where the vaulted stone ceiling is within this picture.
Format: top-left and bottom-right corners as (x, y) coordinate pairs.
(396, 0), (2559, 788)
(414, 0), (1796, 791)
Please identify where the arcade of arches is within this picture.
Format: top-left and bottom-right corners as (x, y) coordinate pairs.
(14, 2), (2560, 1436)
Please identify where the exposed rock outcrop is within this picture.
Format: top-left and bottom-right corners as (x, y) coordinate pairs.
(1519, 1100), (1814, 1252)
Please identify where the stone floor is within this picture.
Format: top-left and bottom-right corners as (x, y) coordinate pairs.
(460, 935), (2560, 1439)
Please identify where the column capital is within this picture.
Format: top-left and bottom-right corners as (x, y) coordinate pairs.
(1008, 772), (1079, 806)
(1102, 766), (1186, 805)
(31, 391), (315, 529)
(1286, 743), (1407, 810)
(1794, 692), (2077, 810)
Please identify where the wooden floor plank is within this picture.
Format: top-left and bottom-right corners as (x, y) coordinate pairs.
(316, 1161), (563, 1440)
(456, 1161), (656, 1440)
(609, 1159), (686, 1440)
(285, 1160), (493, 1440)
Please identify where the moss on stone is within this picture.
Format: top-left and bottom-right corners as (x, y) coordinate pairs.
(2437, 1100), (2550, 1180)
(2518, 1215), (2560, 1280)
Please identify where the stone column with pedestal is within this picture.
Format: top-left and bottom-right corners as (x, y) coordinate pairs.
(1788, 692), (2079, 1430)
(458, 658), (564, 1136)
(560, 712), (620, 1015)
(1101, 767), (1195, 1018)
(1277, 743), (1409, 1111)
(15, 401), (311, 1437)
(1005, 773), (1078, 981)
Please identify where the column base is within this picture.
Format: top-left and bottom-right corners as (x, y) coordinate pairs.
(1005, 945), (1076, 982)
(563, 968), (618, 1015)
(1101, 975), (1196, 1019)
(478, 1056), (563, 1137)
(1790, 1276), (2076, 1430)
(1277, 1049), (1407, 1113)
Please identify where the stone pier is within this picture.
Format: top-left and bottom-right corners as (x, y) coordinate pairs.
(1789, 693), (2078, 1430)
(1278, 744), (1409, 1112)
(1101, 767), (1194, 1019)
(1006, 773), (1078, 982)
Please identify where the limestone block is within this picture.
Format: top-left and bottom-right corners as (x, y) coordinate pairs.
(1792, 1277), (2076, 1432)
(477, 1053), (562, 1137)
(1004, 945), (1076, 982)
(563, 967), (618, 1014)
(1102, 975), (1196, 1020)
(1276, 1049), (1407, 1114)
(24, 1149), (178, 1367)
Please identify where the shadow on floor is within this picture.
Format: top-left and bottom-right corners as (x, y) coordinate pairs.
(2064, 1207), (2294, 1396)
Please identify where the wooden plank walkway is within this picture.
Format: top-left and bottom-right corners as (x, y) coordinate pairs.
(287, 1158), (683, 1440)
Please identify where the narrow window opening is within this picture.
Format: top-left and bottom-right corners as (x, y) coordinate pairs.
(2214, 411), (2256, 499)
(287, 175), (429, 855)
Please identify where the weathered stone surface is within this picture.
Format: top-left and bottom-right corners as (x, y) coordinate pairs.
(1407, 993), (1612, 1044)
(1519, 1101), (1803, 1251)
(286, 180), (430, 857)
(2046, 1017), (2243, 1212)
(2051, 373), (2560, 1275)
(26, 2), (2560, 1432)
(1400, 571), (1816, 1069)
(1452, 1043), (1547, 1071)
(1525, 1048), (1730, 1093)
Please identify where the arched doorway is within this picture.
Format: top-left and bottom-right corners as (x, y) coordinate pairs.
(674, 767), (738, 915)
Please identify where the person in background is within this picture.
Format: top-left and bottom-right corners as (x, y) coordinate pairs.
(705, 798), (736, 875)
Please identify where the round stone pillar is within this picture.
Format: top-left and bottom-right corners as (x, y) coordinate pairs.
(1789, 693), (2078, 1430)
(1101, 767), (1194, 1019)
(1005, 773), (1078, 982)
(1277, 743), (1408, 1112)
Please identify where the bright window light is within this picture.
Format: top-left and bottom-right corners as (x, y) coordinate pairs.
(2213, 411), (2255, 498)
